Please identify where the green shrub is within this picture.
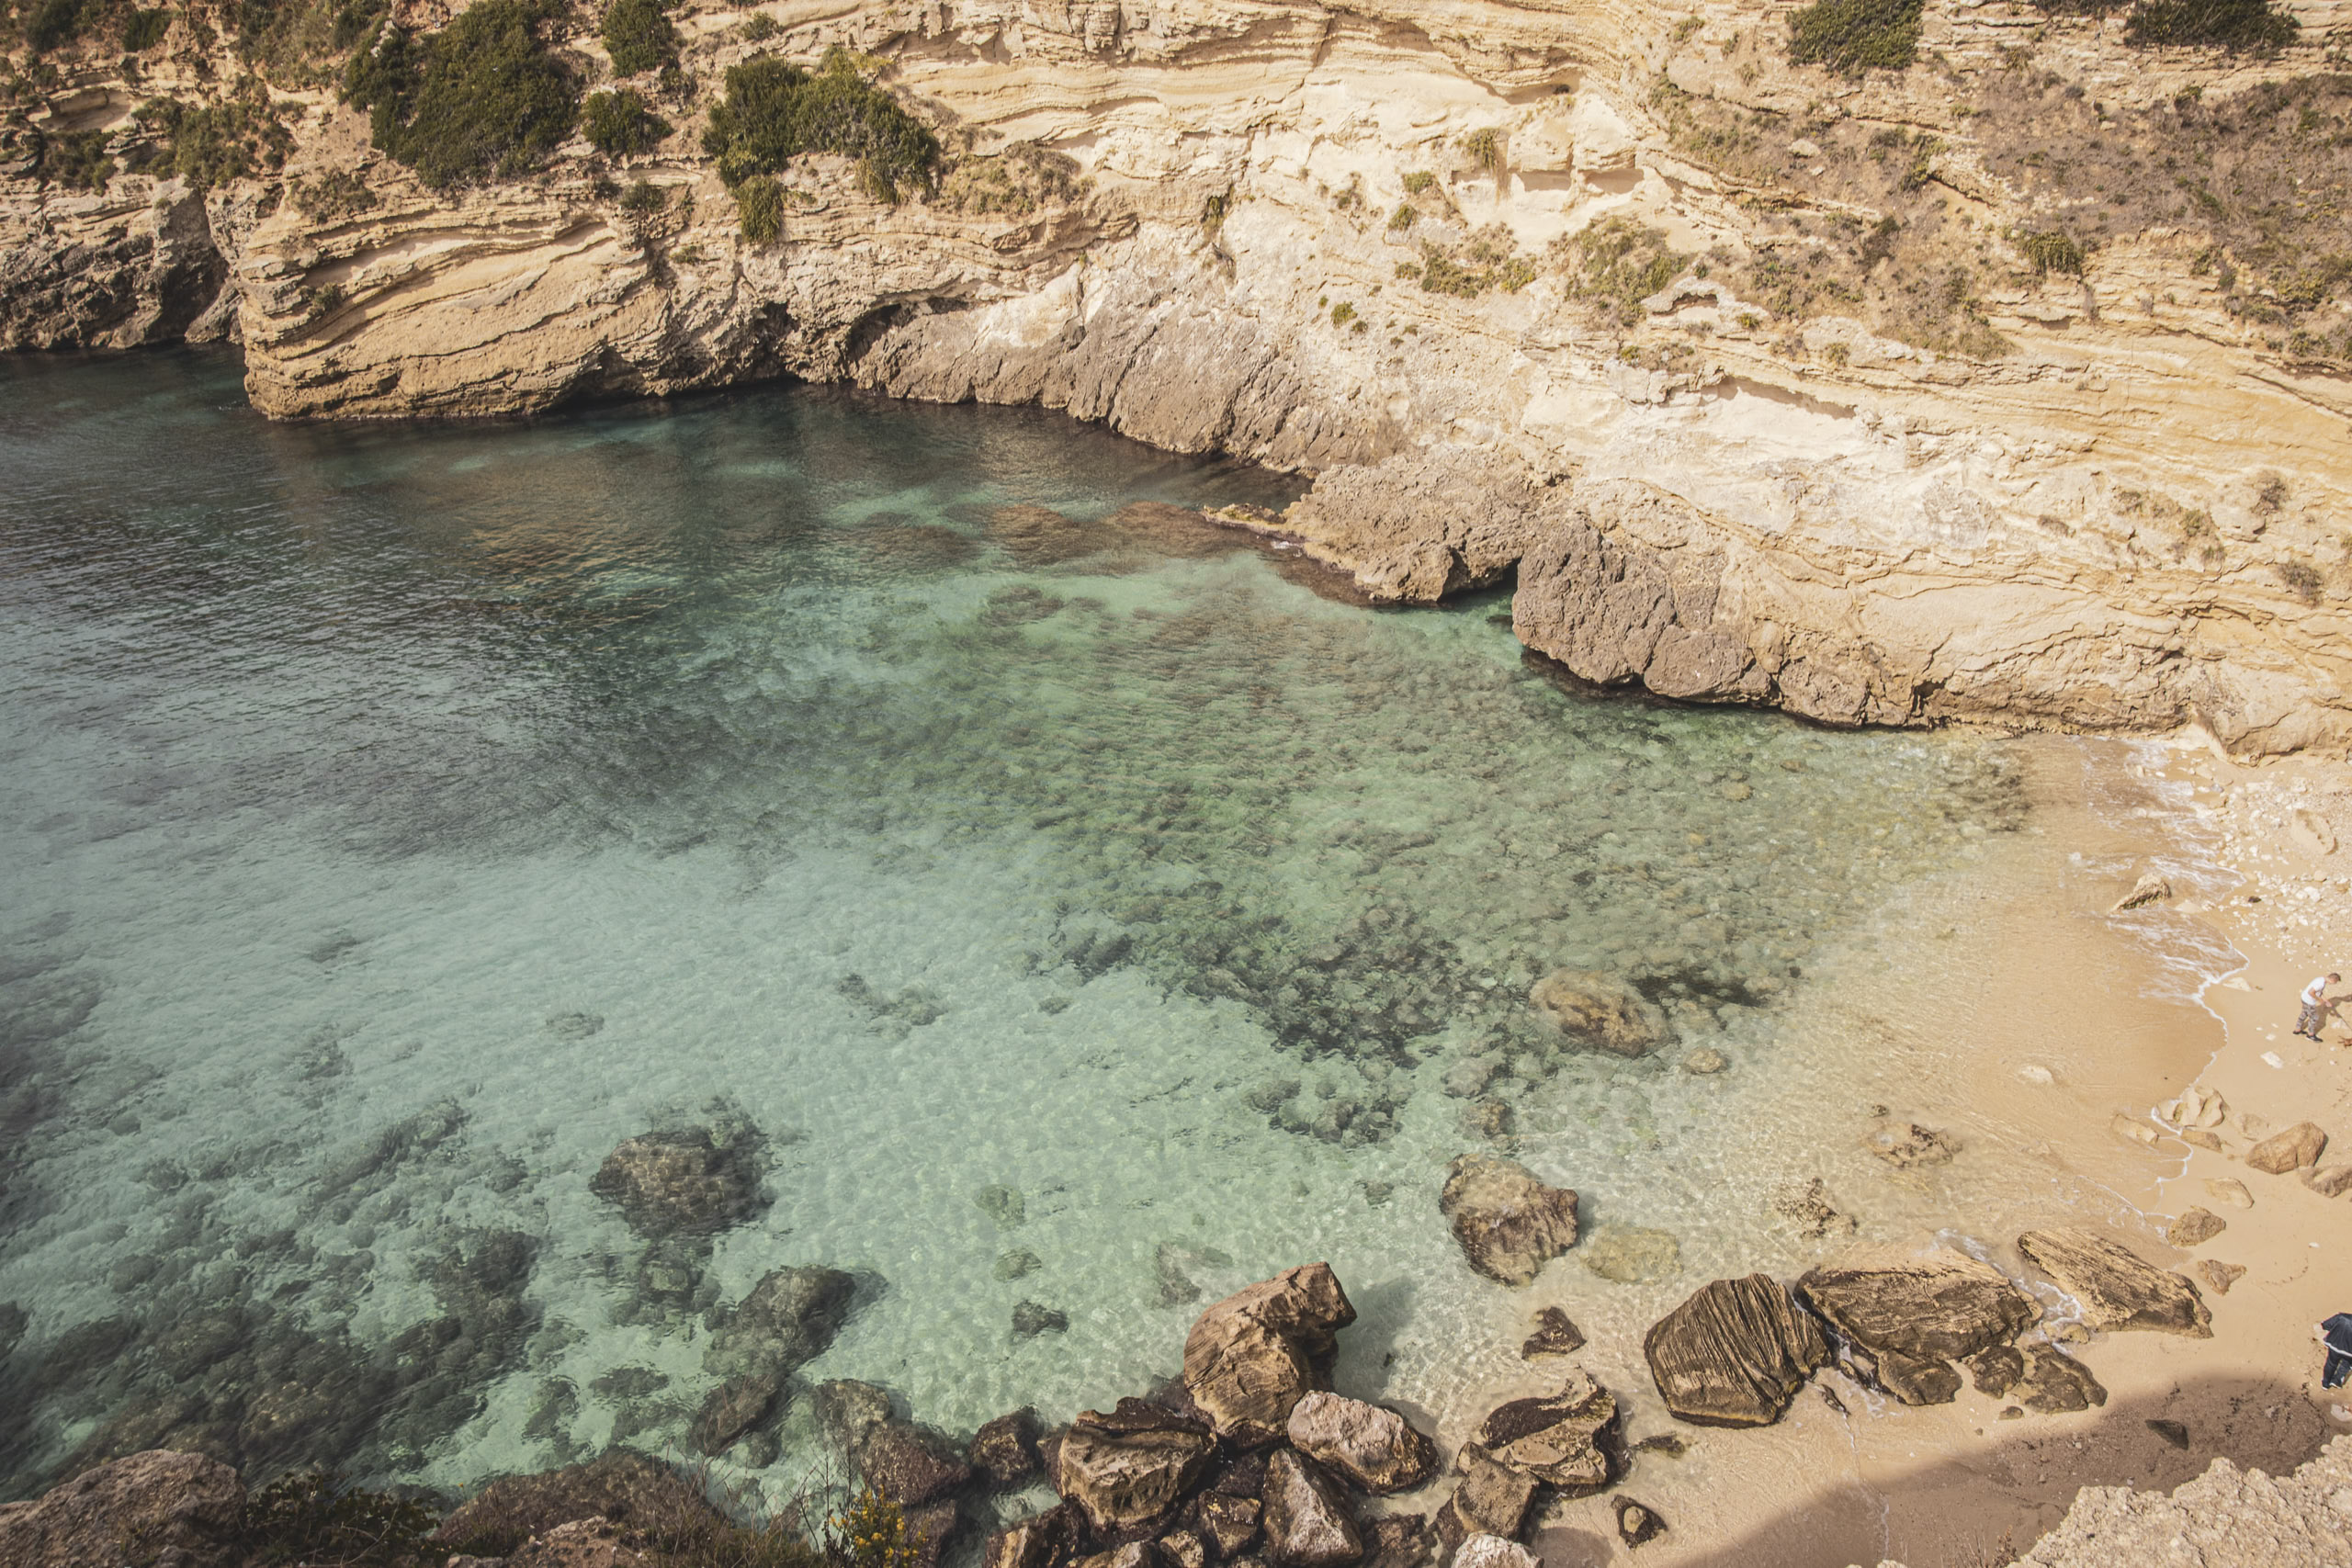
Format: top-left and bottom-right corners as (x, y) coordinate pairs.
(345, 0), (578, 187)
(1787, 0), (1922, 73)
(1329, 300), (1356, 325)
(736, 172), (783, 241)
(39, 127), (113, 187)
(582, 87), (669, 154)
(740, 11), (777, 41)
(1400, 169), (1433, 195)
(1386, 201), (1416, 231)
(291, 166), (376, 219)
(26, 0), (88, 51)
(618, 176), (665, 212)
(2123, 0), (2296, 50)
(138, 91), (295, 187)
(1458, 126), (1503, 175)
(1552, 216), (1684, 321)
(702, 47), (939, 202)
(122, 7), (171, 50)
(601, 0), (677, 77)
(2018, 230), (2085, 275)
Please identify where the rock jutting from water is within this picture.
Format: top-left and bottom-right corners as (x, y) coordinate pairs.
(1182, 1264), (1356, 1446)
(1643, 1275), (1829, 1427)
(1438, 1156), (1579, 1287)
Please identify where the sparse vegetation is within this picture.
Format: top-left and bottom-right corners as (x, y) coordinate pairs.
(25, 0), (89, 52)
(1787, 0), (1923, 74)
(1458, 126), (1503, 175)
(291, 167), (376, 220)
(582, 87), (670, 156)
(37, 125), (113, 187)
(618, 176), (666, 213)
(1400, 169), (1434, 195)
(938, 141), (1086, 216)
(344, 0), (579, 188)
(1330, 299), (1356, 326)
(1386, 201), (1416, 231)
(735, 172), (783, 242)
(702, 47), (941, 203)
(122, 7), (171, 51)
(2018, 230), (2086, 275)
(740, 11), (778, 41)
(2256, 474), (2288, 513)
(601, 0), (679, 78)
(1552, 217), (1683, 323)
(2278, 556), (2323, 602)
(136, 87), (296, 187)
(2124, 0), (2297, 52)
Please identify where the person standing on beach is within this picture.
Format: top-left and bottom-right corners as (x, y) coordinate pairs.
(2321, 1314), (2352, 1390)
(2299, 972), (2341, 1040)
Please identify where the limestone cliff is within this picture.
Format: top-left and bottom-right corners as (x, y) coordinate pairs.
(4, 0), (2350, 751)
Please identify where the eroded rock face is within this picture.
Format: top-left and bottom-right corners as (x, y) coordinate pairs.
(1451, 1536), (1538, 1568)
(1434, 1446), (1535, 1547)
(2018, 1229), (2212, 1338)
(1260, 1450), (1363, 1568)
(1439, 1156), (1579, 1287)
(0, 1450), (246, 1568)
(1796, 1247), (2038, 1365)
(2013, 1346), (2109, 1415)
(984, 1504), (1084, 1568)
(2247, 1122), (2329, 1175)
(972, 1408), (1043, 1487)
(1643, 1275), (1828, 1427)
(859, 1421), (977, 1507)
(1054, 1401), (1219, 1539)
(1182, 1265), (1357, 1446)
(1284, 1393), (1436, 1495)
(1472, 1371), (1616, 1493)
(591, 1127), (766, 1238)
(1527, 969), (1669, 1057)
(1520, 1306), (1586, 1359)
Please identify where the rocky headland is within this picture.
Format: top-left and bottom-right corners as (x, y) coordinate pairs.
(6, 0), (2352, 750)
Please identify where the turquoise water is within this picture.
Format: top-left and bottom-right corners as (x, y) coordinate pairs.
(0, 352), (2030, 1506)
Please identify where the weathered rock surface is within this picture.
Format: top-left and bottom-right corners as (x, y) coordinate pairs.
(2012, 1346), (2109, 1415)
(2018, 1229), (2213, 1337)
(704, 1267), (857, 1382)
(1580, 1225), (1681, 1285)
(1796, 1247), (2038, 1371)
(2009, 1435), (2352, 1567)
(1451, 1535), (1538, 1568)
(1182, 1265), (1356, 1446)
(1260, 1450), (1363, 1568)
(2196, 1258), (2248, 1294)
(1358, 1513), (1435, 1568)
(1527, 969), (1669, 1057)
(590, 1126), (766, 1238)
(1054, 1400), (1219, 1539)
(972, 1408), (1043, 1486)
(1472, 1371), (1616, 1493)
(986, 1504), (1084, 1568)
(434, 1450), (722, 1553)
(1644, 1274), (1828, 1427)
(0, 1450), (246, 1568)
(1283, 1393), (1437, 1495)
(1434, 1446), (1536, 1547)
(2165, 1208), (2228, 1247)
(1193, 1493), (1263, 1558)
(505, 1516), (650, 1568)
(1613, 1496), (1668, 1549)
(1519, 1306), (1587, 1359)
(859, 1421), (977, 1506)
(2248, 1122), (2330, 1175)
(1439, 1156), (1579, 1287)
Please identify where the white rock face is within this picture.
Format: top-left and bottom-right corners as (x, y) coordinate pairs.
(1453, 1533), (1541, 1568)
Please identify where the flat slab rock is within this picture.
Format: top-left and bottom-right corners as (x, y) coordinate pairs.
(1473, 1370), (1616, 1493)
(1797, 1246), (2038, 1366)
(1439, 1155), (1579, 1287)
(2018, 1228), (2211, 1337)
(1644, 1274), (1827, 1427)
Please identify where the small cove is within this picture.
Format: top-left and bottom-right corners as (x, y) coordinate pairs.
(3, 351), (2091, 1511)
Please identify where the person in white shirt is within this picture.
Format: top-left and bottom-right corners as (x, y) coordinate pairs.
(2299, 972), (2342, 1041)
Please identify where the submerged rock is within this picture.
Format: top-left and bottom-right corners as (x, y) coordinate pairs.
(1520, 1306), (1587, 1359)
(0, 1450), (246, 1568)
(689, 1373), (778, 1457)
(704, 1266), (857, 1382)
(1613, 1496), (1668, 1549)
(1527, 969), (1668, 1056)
(2018, 1229), (2212, 1337)
(1182, 1265), (1357, 1446)
(1054, 1400), (1219, 1538)
(1643, 1274), (1827, 1427)
(1861, 1120), (1957, 1168)
(1580, 1225), (1680, 1285)
(1014, 1302), (1071, 1337)
(1770, 1178), (1856, 1240)
(1260, 1449), (1363, 1568)
(590, 1127), (766, 1238)
(1439, 1156), (1578, 1287)
(1472, 1370), (1615, 1492)
(1284, 1392), (1437, 1495)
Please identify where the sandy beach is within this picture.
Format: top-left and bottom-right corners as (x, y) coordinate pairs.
(1387, 733), (2352, 1568)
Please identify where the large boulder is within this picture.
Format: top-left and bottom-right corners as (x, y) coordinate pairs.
(2247, 1122), (2329, 1175)
(1528, 969), (1668, 1057)
(1796, 1245), (2037, 1405)
(590, 1127), (766, 1238)
(1471, 1370), (1616, 1493)
(972, 1408), (1043, 1487)
(986, 1505), (1085, 1568)
(1054, 1400), (1220, 1539)
(434, 1450), (723, 1554)
(704, 1267), (857, 1381)
(1643, 1275), (1827, 1427)
(1439, 1156), (1579, 1287)
(1192, 1494), (1263, 1557)
(1182, 1265), (1358, 1446)
(0, 1450), (246, 1568)
(1434, 1446), (1535, 1547)
(1284, 1393), (1437, 1495)
(689, 1373), (779, 1457)
(859, 1422), (977, 1507)
(1260, 1450), (1363, 1568)
(2017, 1230), (2212, 1337)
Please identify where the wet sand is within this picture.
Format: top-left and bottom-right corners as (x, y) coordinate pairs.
(1396, 733), (2351, 1568)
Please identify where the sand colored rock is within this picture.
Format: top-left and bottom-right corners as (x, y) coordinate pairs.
(1451, 1536), (1537, 1568)
(1527, 968), (1669, 1057)
(1434, 1446), (1536, 1547)
(1580, 1226), (1681, 1285)
(2195, 1259), (2248, 1294)
(0, 1450), (246, 1568)
(2165, 1208), (2227, 1247)
(1797, 1246), (2039, 1364)
(1260, 1450), (1363, 1568)
(1054, 1402), (1219, 1539)
(1643, 1274), (1828, 1427)
(2247, 1122), (2329, 1175)
(2206, 1178), (2256, 1209)
(1439, 1156), (1579, 1286)
(2018, 1229), (2213, 1337)
(1182, 1264), (1357, 1446)
(1283, 1393), (1437, 1495)
(1471, 1370), (1616, 1493)
(505, 1517), (650, 1568)
(2112, 873), (2171, 911)
(986, 1505), (1083, 1568)
(2011, 1435), (2352, 1567)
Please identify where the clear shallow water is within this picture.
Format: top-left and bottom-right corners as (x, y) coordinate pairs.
(1, 352), (2035, 1506)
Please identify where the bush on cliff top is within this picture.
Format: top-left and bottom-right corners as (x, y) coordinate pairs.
(703, 47), (940, 203)
(1786, 0), (1922, 73)
(344, 0), (577, 187)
